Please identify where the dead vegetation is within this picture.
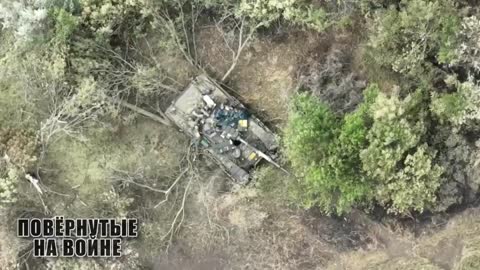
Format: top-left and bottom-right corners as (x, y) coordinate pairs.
(326, 208), (480, 270)
(173, 186), (339, 269)
(197, 28), (329, 126)
(301, 45), (366, 114)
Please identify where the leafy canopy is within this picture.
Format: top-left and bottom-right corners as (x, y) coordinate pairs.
(368, 0), (460, 82)
(286, 85), (445, 215)
(285, 88), (377, 214)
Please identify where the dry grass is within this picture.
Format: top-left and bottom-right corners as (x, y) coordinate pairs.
(196, 27), (328, 128)
(327, 208), (480, 270)
(0, 223), (24, 270)
(40, 119), (186, 216)
(173, 184), (338, 269)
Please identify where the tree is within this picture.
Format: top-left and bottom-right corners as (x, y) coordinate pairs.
(313, 85), (378, 213)
(368, 0), (461, 84)
(285, 87), (377, 214)
(430, 76), (480, 130)
(360, 90), (426, 181)
(286, 84), (448, 215)
(376, 145), (444, 214)
(0, 163), (20, 205)
(359, 88), (447, 214)
(0, 128), (38, 207)
(0, 128), (38, 170)
(285, 93), (339, 171)
(455, 15), (480, 73)
(0, 0), (49, 45)
(236, 0), (330, 32)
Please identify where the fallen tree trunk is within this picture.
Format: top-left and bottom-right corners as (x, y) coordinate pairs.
(117, 100), (172, 126)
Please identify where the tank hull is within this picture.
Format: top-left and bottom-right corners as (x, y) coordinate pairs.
(165, 75), (278, 183)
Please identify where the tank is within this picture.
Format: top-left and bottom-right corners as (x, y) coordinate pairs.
(165, 75), (279, 184)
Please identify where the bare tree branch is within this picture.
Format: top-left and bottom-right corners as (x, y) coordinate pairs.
(219, 17), (261, 81)
(114, 99), (172, 126)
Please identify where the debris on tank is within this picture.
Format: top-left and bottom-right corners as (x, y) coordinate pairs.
(165, 75), (280, 183)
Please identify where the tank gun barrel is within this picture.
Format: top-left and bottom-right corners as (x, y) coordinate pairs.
(237, 137), (290, 175)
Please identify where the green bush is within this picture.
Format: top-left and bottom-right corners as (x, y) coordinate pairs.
(0, 164), (19, 206)
(286, 85), (446, 215)
(456, 15), (480, 73)
(237, 0), (331, 31)
(430, 92), (465, 124)
(78, 0), (152, 39)
(359, 89), (445, 214)
(0, 128), (38, 170)
(431, 77), (480, 129)
(360, 90), (426, 182)
(368, 0), (460, 82)
(285, 93), (339, 170)
(285, 88), (377, 214)
(376, 145), (444, 214)
(50, 7), (79, 43)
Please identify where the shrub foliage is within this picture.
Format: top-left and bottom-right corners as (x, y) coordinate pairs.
(286, 84), (449, 215)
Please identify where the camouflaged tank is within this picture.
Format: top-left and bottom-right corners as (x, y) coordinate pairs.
(165, 75), (279, 184)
